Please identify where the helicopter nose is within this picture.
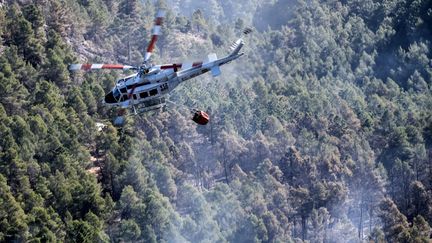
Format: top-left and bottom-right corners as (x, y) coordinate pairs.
(104, 91), (116, 104)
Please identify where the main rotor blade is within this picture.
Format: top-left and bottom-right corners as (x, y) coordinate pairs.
(144, 9), (165, 63)
(68, 64), (137, 71)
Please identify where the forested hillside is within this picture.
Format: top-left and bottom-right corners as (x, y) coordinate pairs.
(0, 0), (431, 242)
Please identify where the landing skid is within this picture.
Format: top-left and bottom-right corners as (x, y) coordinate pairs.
(113, 97), (167, 126)
(134, 97), (166, 114)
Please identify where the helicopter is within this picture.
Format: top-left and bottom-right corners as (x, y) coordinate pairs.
(69, 10), (252, 126)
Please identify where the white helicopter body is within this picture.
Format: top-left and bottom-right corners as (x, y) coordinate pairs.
(69, 9), (251, 125)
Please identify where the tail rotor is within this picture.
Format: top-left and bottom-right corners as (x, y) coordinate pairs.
(228, 27), (253, 56)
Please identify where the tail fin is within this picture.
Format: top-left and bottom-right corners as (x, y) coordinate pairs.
(228, 27), (252, 56)
(229, 39), (244, 56)
(207, 53), (221, 77)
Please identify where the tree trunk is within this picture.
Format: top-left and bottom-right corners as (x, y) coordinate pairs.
(358, 203), (363, 240)
(224, 158), (229, 184)
(403, 171), (409, 213)
(429, 150), (432, 189)
(369, 205), (373, 235)
(324, 220), (327, 243)
(301, 216), (307, 240)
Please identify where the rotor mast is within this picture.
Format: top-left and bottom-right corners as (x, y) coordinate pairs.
(141, 9), (165, 72)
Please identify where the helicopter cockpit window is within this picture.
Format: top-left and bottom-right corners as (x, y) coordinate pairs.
(113, 88), (121, 101)
(149, 89), (158, 96)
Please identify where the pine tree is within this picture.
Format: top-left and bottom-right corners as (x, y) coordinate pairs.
(0, 51), (29, 114)
(0, 174), (28, 241)
(378, 198), (409, 242)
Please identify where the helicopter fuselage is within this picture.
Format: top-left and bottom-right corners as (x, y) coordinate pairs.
(104, 52), (243, 110)
(68, 7), (251, 125)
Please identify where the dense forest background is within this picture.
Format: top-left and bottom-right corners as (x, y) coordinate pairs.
(0, 0), (431, 242)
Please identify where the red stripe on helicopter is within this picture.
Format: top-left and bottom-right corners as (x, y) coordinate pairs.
(160, 62), (202, 70)
(160, 63), (182, 70)
(147, 35), (158, 52)
(155, 17), (163, 26)
(192, 62), (203, 68)
(82, 64), (92, 71)
(102, 64), (125, 69)
(128, 85), (136, 99)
